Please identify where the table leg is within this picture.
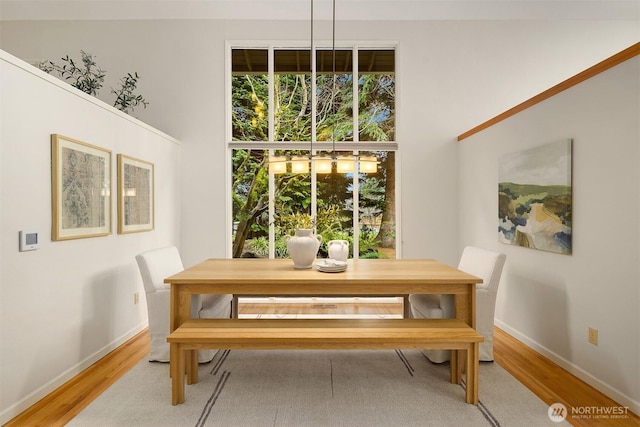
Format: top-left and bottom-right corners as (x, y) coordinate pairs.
(450, 350), (460, 383)
(402, 295), (411, 318)
(232, 295), (239, 319)
(455, 292), (472, 327)
(170, 286), (178, 332)
(171, 287), (193, 378)
(171, 287), (193, 331)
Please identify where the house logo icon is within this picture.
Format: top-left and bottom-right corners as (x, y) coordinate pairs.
(548, 403), (568, 422)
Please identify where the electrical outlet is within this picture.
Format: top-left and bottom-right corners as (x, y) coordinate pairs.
(134, 292), (139, 305)
(588, 327), (598, 346)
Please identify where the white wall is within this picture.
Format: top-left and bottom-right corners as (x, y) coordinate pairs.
(1, 19), (637, 266)
(0, 17), (638, 419)
(0, 51), (182, 423)
(458, 56), (640, 412)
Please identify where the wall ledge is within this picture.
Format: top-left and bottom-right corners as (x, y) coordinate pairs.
(0, 49), (180, 145)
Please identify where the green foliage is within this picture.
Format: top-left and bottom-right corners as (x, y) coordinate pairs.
(231, 66), (396, 257)
(358, 175), (385, 229)
(38, 50), (148, 115)
(275, 204), (345, 237)
(358, 74), (395, 141)
(316, 74), (354, 141)
(274, 74), (312, 141)
(39, 50), (105, 96)
(277, 211), (315, 233)
(359, 249), (384, 259)
(275, 172), (312, 213)
(232, 75), (269, 141)
(358, 228), (383, 258)
(272, 205), (348, 259)
(112, 72), (148, 114)
(315, 205), (348, 235)
(244, 236), (269, 258)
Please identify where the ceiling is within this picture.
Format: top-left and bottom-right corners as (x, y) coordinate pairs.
(0, 0), (637, 21)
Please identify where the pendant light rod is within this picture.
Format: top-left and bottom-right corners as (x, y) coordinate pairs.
(310, 0), (314, 162)
(268, 0), (378, 175)
(331, 0), (337, 153)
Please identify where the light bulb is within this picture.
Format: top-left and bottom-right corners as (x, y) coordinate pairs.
(337, 156), (354, 173)
(315, 156), (333, 174)
(359, 156), (378, 173)
(291, 156), (309, 173)
(269, 156), (287, 174)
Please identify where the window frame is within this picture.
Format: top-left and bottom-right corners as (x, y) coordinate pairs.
(225, 40), (400, 259)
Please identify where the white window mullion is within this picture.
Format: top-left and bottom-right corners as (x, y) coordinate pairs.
(225, 41), (233, 257)
(352, 47), (359, 143)
(268, 148), (276, 259)
(351, 152), (359, 259)
(311, 43), (318, 223)
(268, 46), (276, 258)
(351, 47), (360, 258)
(268, 46), (275, 142)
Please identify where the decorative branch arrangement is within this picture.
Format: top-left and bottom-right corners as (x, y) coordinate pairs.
(39, 50), (148, 115)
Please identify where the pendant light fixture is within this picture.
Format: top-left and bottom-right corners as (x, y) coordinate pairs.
(268, 0), (378, 175)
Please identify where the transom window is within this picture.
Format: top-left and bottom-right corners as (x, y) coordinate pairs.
(228, 44), (397, 260)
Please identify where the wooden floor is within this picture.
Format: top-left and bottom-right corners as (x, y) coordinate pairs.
(5, 301), (638, 426)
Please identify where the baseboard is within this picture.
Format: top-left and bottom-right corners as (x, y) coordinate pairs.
(0, 322), (148, 425)
(495, 319), (640, 415)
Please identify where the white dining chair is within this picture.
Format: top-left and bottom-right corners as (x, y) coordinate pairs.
(136, 246), (232, 363)
(409, 246), (506, 362)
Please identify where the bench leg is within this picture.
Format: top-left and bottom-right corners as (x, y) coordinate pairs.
(465, 343), (479, 405)
(186, 350), (199, 384)
(171, 343), (185, 405)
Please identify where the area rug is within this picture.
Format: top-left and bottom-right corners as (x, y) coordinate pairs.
(69, 350), (566, 426)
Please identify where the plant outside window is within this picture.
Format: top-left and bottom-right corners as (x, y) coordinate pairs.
(230, 47), (396, 260)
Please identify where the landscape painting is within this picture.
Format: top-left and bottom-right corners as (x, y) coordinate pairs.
(498, 139), (572, 255)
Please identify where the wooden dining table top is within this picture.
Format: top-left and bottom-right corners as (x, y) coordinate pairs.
(164, 258), (482, 296)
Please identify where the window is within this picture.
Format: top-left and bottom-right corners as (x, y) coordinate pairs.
(229, 44), (397, 260)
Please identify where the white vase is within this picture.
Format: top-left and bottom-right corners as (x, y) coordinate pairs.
(327, 239), (349, 262)
(285, 229), (323, 269)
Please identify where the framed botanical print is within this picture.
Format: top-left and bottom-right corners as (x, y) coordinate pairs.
(51, 134), (112, 241)
(117, 154), (154, 234)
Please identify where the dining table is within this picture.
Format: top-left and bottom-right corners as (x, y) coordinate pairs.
(165, 257), (482, 379)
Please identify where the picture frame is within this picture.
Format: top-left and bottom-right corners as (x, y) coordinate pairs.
(51, 134), (112, 241)
(498, 139), (572, 255)
(117, 154), (154, 234)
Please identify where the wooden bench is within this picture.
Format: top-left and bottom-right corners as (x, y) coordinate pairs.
(167, 318), (484, 406)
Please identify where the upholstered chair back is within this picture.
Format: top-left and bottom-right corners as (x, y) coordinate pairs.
(136, 246), (220, 362)
(410, 246), (506, 362)
(136, 246), (183, 294)
(458, 246), (506, 293)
